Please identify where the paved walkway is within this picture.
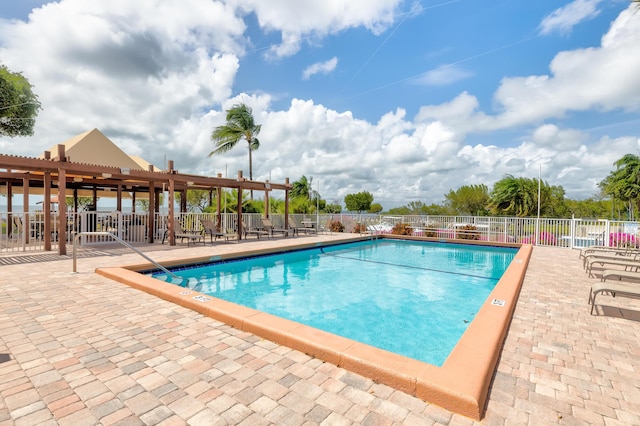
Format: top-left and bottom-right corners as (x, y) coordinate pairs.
(1, 238), (639, 425)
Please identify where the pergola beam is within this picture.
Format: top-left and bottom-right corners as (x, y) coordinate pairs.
(0, 150), (292, 251)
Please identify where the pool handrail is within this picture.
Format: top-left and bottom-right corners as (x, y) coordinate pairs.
(72, 231), (183, 283)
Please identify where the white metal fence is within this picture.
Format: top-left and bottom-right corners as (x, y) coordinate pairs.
(1, 211), (638, 254)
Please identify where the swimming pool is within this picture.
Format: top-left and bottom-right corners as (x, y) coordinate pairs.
(96, 235), (532, 419)
(152, 240), (516, 367)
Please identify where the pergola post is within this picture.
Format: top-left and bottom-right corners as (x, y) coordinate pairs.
(44, 172), (52, 251)
(168, 176), (175, 246)
(264, 180), (270, 219)
(116, 184), (122, 212)
(148, 179), (155, 243)
(284, 177), (290, 231)
(22, 175), (30, 245)
(237, 170), (243, 240)
(216, 174), (222, 231)
(6, 181), (12, 239)
(57, 168), (67, 255)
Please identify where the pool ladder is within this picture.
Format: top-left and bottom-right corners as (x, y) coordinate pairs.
(72, 231), (186, 285)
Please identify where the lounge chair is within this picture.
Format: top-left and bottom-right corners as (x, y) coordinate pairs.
(319, 219), (332, 234)
(580, 246), (640, 260)
(287, 217), (306, 236)
(261, 217), (290, 238)
(163, 219), (204, 246)
(589, 281), (640, 315)
(584, 255), (640, 277)
(300, 218), (318, 235)
(582, 251), (638, 268)
(200, 218), (227, 243)
(601, 269), (640, 282)
(241, 219), (269, 239)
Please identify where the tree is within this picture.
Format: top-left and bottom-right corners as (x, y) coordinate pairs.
(444, 184), (489, 215)
(135, 194), (165, 213)
(290, 196), (314, 214)
(344, 191), (374, 213)
(0, 65), (41, 137)
(488, 175), (548, 217)
(599, 154), (640, 220)
(368, 203), (383, 214)
(565, 197), (612, 219)
(291, 175), (319, 200)
(325, 203), (342, 213)
(209, 103), (261, 199)
(546, 185), (569, 218)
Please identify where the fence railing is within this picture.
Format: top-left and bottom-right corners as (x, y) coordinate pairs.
(1, 211), (638, 254)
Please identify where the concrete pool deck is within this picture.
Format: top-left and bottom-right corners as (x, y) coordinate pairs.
(1, 235), (639, 424)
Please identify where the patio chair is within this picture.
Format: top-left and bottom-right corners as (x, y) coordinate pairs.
(199, 217), (226, 243)
(241, 219), (269, 239)
(287, 217), (306, 236)
(12, 216), (23, 240)
(261, 217), (290, 238)
(601, 269), (640, 282)
(580, 245), (640, 260)
(588, 281), (640, 315)
(585, 255), (640, 278)
(162, 218), (205, 246)
(582, 250), (639, 268)
(300, 218), (318, 235)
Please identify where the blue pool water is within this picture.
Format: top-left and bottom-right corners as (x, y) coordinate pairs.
(152, 240), (517, 366)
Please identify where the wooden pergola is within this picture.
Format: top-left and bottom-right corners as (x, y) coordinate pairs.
(0, 144), (292, 255)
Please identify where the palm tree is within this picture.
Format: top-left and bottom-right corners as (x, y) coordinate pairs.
(599, 154), (640, 219)
(291, 175), (319, 200)
(488, 175), (541, 217)
(210, 103), (261, 199)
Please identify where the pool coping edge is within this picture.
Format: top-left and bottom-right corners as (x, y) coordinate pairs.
(95, 238), (532, 420)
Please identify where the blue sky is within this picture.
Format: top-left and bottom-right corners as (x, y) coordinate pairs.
(1, 0), (639, 209)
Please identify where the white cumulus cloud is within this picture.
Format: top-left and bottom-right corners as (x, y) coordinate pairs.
(539, 0), (602, 35)
(302, 57), (339, 80)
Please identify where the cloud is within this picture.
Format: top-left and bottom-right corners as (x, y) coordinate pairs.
(0, 1), (638, 210)
(415, 5), (640, 135)
(539, 0), (602, 35)
(0, 0), (243, 158)
(302, 57), (338, 80)
(414, 65), (473, 86)
(235, 0), (401, 58)
(531, 124), (585, 149)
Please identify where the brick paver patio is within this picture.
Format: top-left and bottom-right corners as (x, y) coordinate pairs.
(1, 237), (639, 425)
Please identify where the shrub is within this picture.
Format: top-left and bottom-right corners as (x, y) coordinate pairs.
(353, 223), (367, 233)
(424, 227), (437, 238)
(521, 232), (557, 245)
(609, 232), (638, 248)
(329, 220), (345, 233)
(538, 231), (557, 245)
(458, 225), (480, 240)
(391, 223), (413, 235)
